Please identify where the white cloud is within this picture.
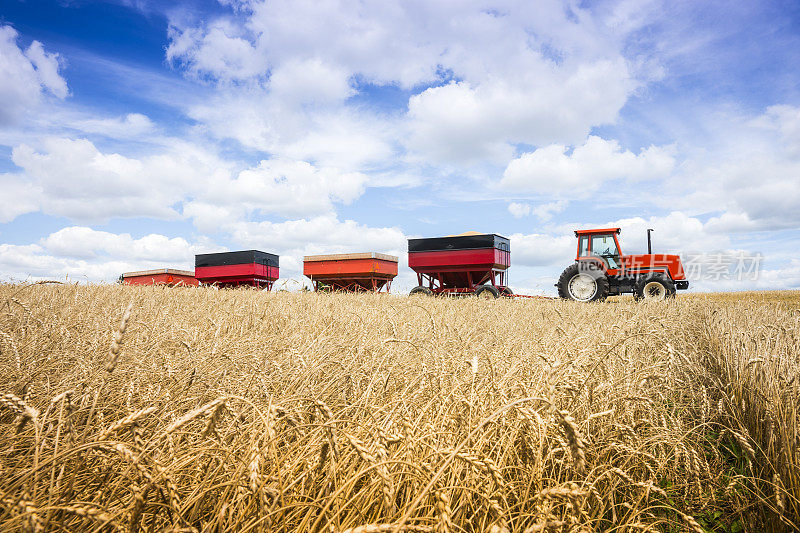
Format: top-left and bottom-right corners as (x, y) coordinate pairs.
(268, 58), (355, 105)
(167, 1), (438, 88)
(508, 200), (567, 221)
(406, 61), (634, 164)
(72, 113), (155, 138)
(164, 2), (659, 166)
(752, 260), (800, 290)
(0, 227), (216, 283)
(4, 132), (376, 228)
(0, 25), (68, 125)
(0, 173), (42, 223)
(510, 232), (575, 267)
(762, 105), (800, 157)
(668, 106), (800, 231)
(507, 202), (531, 219)
(167, 18), (267, 82)
(23, 40), (69, 99)
(41, 226), (200, 262)
(501, 136), (676, 194)
(167, 1), (645, 88)
(227, 215), (406, 256)
(181, 202), (237, 235)
(10, 138), (202, 221)
(609, 211), (726, 255)
(185, 157), (369, 222)
(186, 89), (394, 169)
(532, 200), (568, 221)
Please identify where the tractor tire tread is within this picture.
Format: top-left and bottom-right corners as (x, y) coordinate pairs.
(410, 286), (433, 296)
(475, 285), (501, 299)
(557, 262), (609, 302)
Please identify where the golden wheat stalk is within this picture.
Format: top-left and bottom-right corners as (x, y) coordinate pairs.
(97, 406), (157, 440)
(105, 301), (133, 373)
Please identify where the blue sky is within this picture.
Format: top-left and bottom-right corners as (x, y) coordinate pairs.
(1, 0), (799, 293)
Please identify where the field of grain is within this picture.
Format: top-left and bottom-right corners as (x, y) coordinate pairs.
(0, 284), (798, 532)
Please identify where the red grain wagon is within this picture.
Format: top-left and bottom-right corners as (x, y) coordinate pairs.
(303, 252), (398, 292)
(195, 250), (279, 289)
(120, 268), (198, 286)
(408, 232), (511, 298)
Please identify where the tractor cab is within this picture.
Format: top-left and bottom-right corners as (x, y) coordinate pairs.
(575, 228), (623, 272)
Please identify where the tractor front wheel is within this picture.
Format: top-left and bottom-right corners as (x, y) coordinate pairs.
(557, 263), (609, 302)
(634, 273), (675, 301)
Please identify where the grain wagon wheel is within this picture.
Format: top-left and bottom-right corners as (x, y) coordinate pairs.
(475, 285), (500, 299)
(410, 286), (433, 296)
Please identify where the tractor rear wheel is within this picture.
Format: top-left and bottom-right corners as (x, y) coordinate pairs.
(410, 286), (432, 296)
(557, 263), (609, 302)
(634, 273), (675, 301)
(475, 285), (500, 299)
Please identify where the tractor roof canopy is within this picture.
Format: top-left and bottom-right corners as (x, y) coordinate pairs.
(574, 227), (621, 237)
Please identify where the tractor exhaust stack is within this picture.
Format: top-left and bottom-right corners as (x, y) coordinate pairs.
(647, 229), (654, 254)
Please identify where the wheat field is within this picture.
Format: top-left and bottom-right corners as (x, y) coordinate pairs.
(0, 283), (798, 532)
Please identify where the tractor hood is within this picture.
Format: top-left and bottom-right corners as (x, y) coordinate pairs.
(623, 253), (686, 281)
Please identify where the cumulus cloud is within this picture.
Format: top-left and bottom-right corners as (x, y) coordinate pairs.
(0, 227), (215, 282)
(164, 1), (656, 166)
(501, 136), (676, 194)
(0, 173), (42, 223)
(227, 215), (406, 256)
(0, 25), (68, 125)
(509, 232), (575, 267)
(6, 136), (374, 226)
(609, 212), (727, 255)
(406, 61), (634, 163)
(669, 105), (800, 232)
(41, 226), (203, 262)
(268, 58), (355, 105)
(10, 137), (204, 221)
(167, 1), (439, 87)
(167, 19), (267, 82)
(185, 157), (369, 223)
(507, 202), (531, 219)
(509, 200), (568, 221)
(187, 89), (394, 170)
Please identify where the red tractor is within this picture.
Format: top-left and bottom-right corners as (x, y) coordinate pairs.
(556, 228), (689, 302)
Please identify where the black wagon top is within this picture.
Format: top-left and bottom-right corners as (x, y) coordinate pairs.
(195, 250), (279, 268)
(408, 234), (510, 253)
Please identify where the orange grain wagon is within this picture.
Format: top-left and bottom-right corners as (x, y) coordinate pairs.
(120, 268), (198, 287)
(303, 253), (398, 292)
